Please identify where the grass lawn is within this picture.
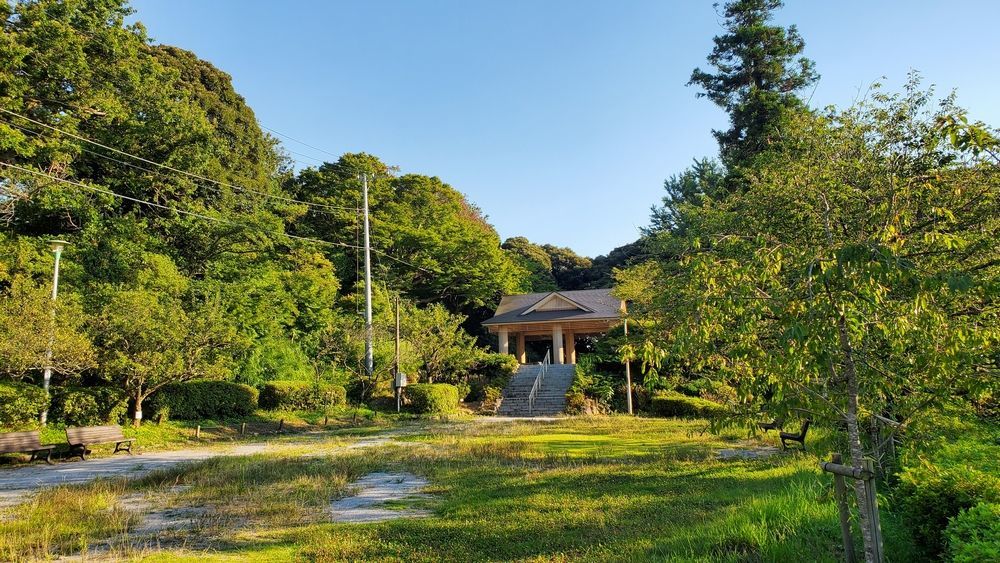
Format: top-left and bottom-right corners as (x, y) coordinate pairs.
(0, 416), (920, 561)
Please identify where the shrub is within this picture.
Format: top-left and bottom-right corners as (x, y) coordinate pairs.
(406, 383), (459, 414)
(475, 352), (519, 380)
(564, 390), (588, 415)
(454, 381), (471, 403)
(259, 380), (347, 410)
(649, 391), (724, 418)
(478, 385), (503, 414)
(898, 462), (1000, 557)
(945, 502), (1000, 563)
(149, 380), (259, 420)
(51, 386), (127, 426)
(0, 381), (47, 428)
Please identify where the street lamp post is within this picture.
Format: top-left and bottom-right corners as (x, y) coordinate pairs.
(40, 239), (69, 425)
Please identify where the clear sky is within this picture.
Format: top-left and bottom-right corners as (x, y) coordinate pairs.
(128, 0), (1000, 258)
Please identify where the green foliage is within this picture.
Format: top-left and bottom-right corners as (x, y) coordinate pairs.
(945, 502), (1000, 563)
(149, 380), (259, 421)
(51, 386), (127, 426)
(238, 337), (314, 387)
(403, 302), (480, 384)
(501, 237), (557, 292)
(688, 0), (818, 168)
(0, 274), (95, 381)
(290, 157), (528, 314)
(405, 383), (459, 414)
(647, 158), (726, 235)
(566, 355), (619, 413)
(259, 380), (347, 411)
(897, 461), (1000, 557)
(649, 391), (725, 419)
(621, 83), (1000, 451)
(0, 380), (47, 428)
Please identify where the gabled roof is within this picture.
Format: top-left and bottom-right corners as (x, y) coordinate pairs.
(482, 288), (623, 326)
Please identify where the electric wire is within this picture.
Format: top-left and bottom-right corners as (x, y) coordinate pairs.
(0, 117), (356, 221)
(0, 108), (358, 212)
(0, 162), (440, 274)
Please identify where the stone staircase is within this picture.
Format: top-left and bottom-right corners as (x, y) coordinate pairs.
(497, 363), (576, 417)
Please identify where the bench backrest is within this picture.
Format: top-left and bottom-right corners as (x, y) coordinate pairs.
(0, 431), (43, 454)
(66, 425), (125, 446)
(799, 419), (811, 436)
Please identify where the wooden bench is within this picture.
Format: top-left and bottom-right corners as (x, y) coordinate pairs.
(65, 425), (134, 461)
(759, 417), (785, 433)
(0, 431), (56, 464)
(780, 419), (811, 451)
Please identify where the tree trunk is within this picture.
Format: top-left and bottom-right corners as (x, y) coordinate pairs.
(132, 393), (144, 428)
(837, 312), (878, 563)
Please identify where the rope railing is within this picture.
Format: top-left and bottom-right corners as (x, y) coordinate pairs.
(527, 348), (550, 416)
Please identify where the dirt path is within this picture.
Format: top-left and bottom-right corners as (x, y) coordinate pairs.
(0, 428), (416, 509)
(0, 443), (270, 509)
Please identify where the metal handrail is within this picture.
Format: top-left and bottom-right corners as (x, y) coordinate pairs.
(527, 348), (550, 415)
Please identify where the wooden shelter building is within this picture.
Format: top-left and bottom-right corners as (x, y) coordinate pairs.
(482, 289), (624, 365)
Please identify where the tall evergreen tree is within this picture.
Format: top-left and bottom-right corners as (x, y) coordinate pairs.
(689, 0), (818, 169)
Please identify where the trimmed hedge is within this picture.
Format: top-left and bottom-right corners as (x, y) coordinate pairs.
(406, 383), (459, 414)
(649, 391), (724, 419)
(0, 381), (48, 428)
(52, 386), (127, 426)
(945, 502), (1000, 562)
(898, 463), (1000, 557)
(259, 380), (347, 410)
(149, 380), (258, 420)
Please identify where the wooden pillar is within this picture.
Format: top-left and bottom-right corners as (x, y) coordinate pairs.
(565, 331), (576, 364)
(498, 328), (509, 355)
(516, 332), (526, 364)
(552, 324), (564, 364)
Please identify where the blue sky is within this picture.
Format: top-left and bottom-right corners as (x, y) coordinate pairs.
(129, 0), (1000, 258)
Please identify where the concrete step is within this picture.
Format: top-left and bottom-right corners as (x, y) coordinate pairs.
(497, 363), (577, 416)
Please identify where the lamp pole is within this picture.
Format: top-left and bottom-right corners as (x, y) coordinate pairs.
(40, 239), (69, 425)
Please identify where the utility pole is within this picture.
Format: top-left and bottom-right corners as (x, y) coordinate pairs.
(362, 174), (374, 382)
(395, 296), (401, 413)
(41, 239), (69, 425)
(624, 319), (634, 415)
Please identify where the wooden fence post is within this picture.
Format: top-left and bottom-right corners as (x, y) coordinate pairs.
(240, 422), (246, 436)
(277, 419), (284, 433)
(862, 459), (885, 563)
(195, 425), (201, 439)
(831, 453), (856, 563)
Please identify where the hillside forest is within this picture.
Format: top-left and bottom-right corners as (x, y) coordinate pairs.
(0, 2), (998, 560)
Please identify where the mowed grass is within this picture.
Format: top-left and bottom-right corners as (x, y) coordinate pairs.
(0, 417), (919, 561)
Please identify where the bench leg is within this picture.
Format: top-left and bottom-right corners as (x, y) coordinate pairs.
(113, 441), (134, 455)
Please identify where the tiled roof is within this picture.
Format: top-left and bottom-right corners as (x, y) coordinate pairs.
(482, 288), (623, 325)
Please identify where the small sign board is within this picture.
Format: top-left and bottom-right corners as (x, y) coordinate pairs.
(394, 372), (408, 388)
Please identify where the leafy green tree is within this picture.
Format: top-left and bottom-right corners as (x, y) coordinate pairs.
(541, 244), (592, 291)
(646, 158), (725, 235)
(0, 274), (95, 381)
(502, 236), (557, 292)
(403, 302), (480, 384)
(620, 85), (999, 562)
(92, 254), (238, 426)
(290, 154), (528, 315)
(689, 0), (818, 169)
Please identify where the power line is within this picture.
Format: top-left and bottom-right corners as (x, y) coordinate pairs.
(0, 161), (439, 274)
(0, 108), (358, 212)
(0, 162), (361, 251)
(0, 117), (356, 221)
(259, 124), (344, 160)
